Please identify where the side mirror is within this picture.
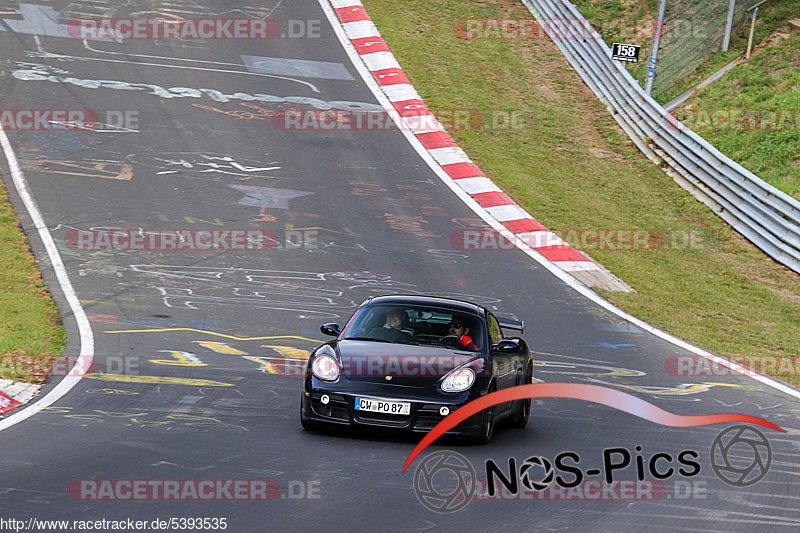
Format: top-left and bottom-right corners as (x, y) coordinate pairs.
(320, 323), (341, 337)
(493, 338), (520, 352)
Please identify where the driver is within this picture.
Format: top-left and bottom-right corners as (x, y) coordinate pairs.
(443, 318), (477, 351)
(368, 308), (414, 343)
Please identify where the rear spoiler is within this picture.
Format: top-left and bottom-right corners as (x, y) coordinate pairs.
(497, 316), (524, 334)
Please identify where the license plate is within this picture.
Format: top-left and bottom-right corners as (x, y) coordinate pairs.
(354, 397), (410, 415)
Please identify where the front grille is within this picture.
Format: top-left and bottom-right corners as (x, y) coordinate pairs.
(310, 393), (349, 422)
(413, 405), (447, 430)
(353, 411), (410, 427)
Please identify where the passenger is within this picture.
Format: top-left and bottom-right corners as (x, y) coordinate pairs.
(444, 318), (478, 351)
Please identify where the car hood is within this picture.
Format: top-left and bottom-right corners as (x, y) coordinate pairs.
(334, 340), (483, 386)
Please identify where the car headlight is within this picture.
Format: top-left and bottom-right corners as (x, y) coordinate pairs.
(311, 354), (340, 381)
(440, 367), (475, 392)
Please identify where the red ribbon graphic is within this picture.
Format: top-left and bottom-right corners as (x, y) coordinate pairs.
(402, 383), (784, 472)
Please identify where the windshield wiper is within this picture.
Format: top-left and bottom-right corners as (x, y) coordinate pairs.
(341, 337), (419, 345)
(341, 336), (393, 343)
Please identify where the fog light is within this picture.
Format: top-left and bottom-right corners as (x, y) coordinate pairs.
(439, 406), (450, 416)
(321, 394), (330, 405)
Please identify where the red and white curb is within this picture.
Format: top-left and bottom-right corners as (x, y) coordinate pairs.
(0, 379), (40, 416)
(329, 0), (630, 292)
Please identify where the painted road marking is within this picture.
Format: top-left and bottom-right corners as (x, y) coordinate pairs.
(193, 341), (248, 355)
(263, 345), (309, 359)
(0, 4), (73, 39)
(149, 350), (206, 367)
(533, 361), (644, 378)
(242, 55), (354, 80)
(243, 356), (273, 373)
(83, 374), (233, 386)
(20, 160), (133, 180)
(85, 389), (139, 395)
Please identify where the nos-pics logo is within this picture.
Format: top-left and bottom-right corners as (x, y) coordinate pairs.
(412, 425), (772, 513)
(413, 451), (476, 513)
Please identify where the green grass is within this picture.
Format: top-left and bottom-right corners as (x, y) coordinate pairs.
(362, 0), (800, 386)
(680, 32), (800, 198)
(0, 175), (65, 383)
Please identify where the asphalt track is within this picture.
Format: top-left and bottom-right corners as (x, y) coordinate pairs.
(0, 1), (798, 531)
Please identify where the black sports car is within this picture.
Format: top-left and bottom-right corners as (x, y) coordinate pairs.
(300, 295), (532, 443)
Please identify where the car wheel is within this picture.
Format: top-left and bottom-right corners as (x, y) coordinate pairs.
(510, 366), (532, 428)
(476, 383), (496, 444)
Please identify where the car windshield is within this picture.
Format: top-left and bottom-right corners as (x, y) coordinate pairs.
(341, 304), (486, 351)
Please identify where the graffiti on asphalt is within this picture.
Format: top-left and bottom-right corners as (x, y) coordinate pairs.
(12, 65), (383, 109)
(227, 184), (314, 209)
(125, 152), (282, 178)
(42, 406), (250, 431)
(127, 265), (502, 319)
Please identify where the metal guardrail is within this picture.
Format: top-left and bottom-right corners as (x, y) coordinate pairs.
(521, 0), (800, 275)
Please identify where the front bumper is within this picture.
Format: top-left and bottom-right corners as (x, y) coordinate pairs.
(301, 388), (484, 436)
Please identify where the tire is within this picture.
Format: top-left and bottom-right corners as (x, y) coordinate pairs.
(510, 366), (532, 429)
(476, 382), (496, 444)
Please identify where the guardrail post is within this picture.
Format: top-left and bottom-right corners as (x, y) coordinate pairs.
(644, 0), (668, 95)
(722, 0), (737, 51)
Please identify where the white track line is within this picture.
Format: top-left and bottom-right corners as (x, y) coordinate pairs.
(317, 0), (800, 402)
(0, 126), (95, 431)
